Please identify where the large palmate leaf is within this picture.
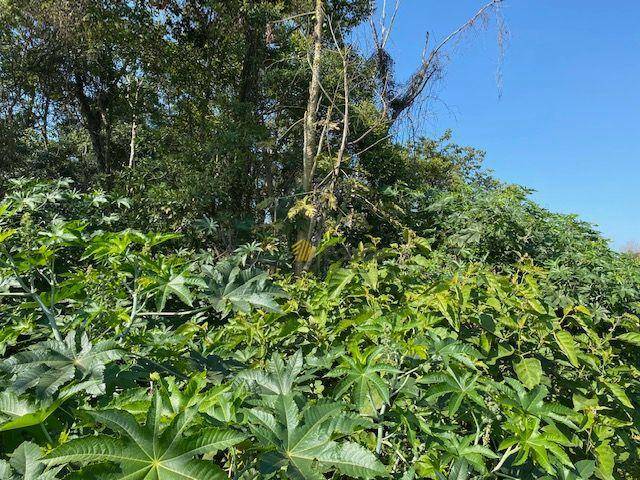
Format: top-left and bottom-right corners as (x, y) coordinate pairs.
(1, 442), (62, 480)
(433, 433), (498, 475)
(141, 258), (206, 311)
(498, 416), (574, 475)
(44, 391), (245, 479)
(0, 390), (64, 431)
(495, 379), (582, 430)
(203, 262), (284, 315)
(248, 393), (386, 480)
(1, 330), (121, 398)
(424, 334), (484, 370)
(420, 368), (486, 416)
(237, 350), (304, 396)
(328, 347), (399, 416)
(539, 459), (596, 480)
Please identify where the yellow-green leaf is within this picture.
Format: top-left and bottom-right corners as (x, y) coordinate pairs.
(616, 332), (640, 346)
(595, 442), (615, 480)
(0, 229), (16, 244)
(604, 381), (633, 408)
(486, 297), (502, 311)
(514, 357), (542, 389)
(528, 299), (547, 315)
(554, 330), (580, 367)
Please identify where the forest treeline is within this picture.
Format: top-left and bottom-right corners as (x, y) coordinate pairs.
(0, 0), (505, 250)
(1, 1), (639, 479)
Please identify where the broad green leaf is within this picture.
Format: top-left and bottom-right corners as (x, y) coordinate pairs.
(486, 297), (502, 311)
(554, 330), (580, 367)
(528, 299), (547, 315)
(204, 264), (284, 315)
(0, 228), (16, 244)
(615, 332), (640, 346)
(248, 388), (384, 479)
(330, 348), (398, 415)
(595, 442), (614, 480)
(0, 391), (64, 432)
(1, 331), (121, 399)
(603, 381), (633, 408)
(514, 358), (542, 389)
(326, 267), (355, 300)
(6, 441), (62, 480)
(44, 391), (242, 480)
(325, 442), (388, 479)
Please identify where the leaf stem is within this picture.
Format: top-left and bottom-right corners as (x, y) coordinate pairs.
(136, 306), (210, 317)
(2, 247), (63, 341)
(40, 422), (54, 446)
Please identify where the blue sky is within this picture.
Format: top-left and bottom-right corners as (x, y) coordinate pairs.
(366, 1), (640, 249)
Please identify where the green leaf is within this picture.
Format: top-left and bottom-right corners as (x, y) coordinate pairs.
(603, 381), (633, 408)
(7, 441), (62, 480)
(0, 460), (9, 479)
(248, 387), (385, 479)
(0, 391), (64, 432)
(155, 271), (194, 310)
(447, 459), (469, 480)
(514, 358), (542, 389)
(528, 299), (547, 315)
(1, 331), (121, 399)
(595, 442), (615, 480)
(326, 267), (355, 300)
(329, 348), (398, 415)
(44, 390), (242, 480)
(326, 442), (388, 479)
(0, 228), (16, 244)
(486, 297), (502, 311)
(615, 332), (640, 346)
(10, 442), (42, 480)
(177, 428), (247, 460)
(554, 330), (580, 367)
(204, 264), (284, 315)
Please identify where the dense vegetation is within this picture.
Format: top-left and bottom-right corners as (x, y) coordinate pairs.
(1, 1), (639, 479)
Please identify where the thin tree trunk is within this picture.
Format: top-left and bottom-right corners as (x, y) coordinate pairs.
(128, 115), (137, 168)
(329, 22), (349, 195)
(100, 110), (111, 172)
(296, 0), (325, 274)
(128, 77), (142, 169)
(73, 76), (108, 172)
(302, 0), (325, 194)
(42, 96), (50, 150)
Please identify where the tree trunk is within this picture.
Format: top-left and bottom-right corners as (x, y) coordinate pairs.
(127, 77), (142, 169)
(233, 1), (266, 213)
(128, 114), (137, 168)
(302, 0), (325, 194)
(73, 76), (109, 172)
(295, 0), (325, 274)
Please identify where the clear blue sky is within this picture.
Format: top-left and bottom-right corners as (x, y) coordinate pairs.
(366, 1), (640, 249)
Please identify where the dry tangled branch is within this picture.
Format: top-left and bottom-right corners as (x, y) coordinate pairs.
(372, 0), (506, 124)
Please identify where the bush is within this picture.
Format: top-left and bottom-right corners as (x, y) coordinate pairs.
(0, 180), (638, 479)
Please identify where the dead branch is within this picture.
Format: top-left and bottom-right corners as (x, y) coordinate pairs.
(373, 0), (504, 123)
(328, 17), (350, 194)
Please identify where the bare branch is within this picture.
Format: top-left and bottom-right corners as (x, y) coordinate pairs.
(328, 17), (350, 195)
(378, 0), (504, 122)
